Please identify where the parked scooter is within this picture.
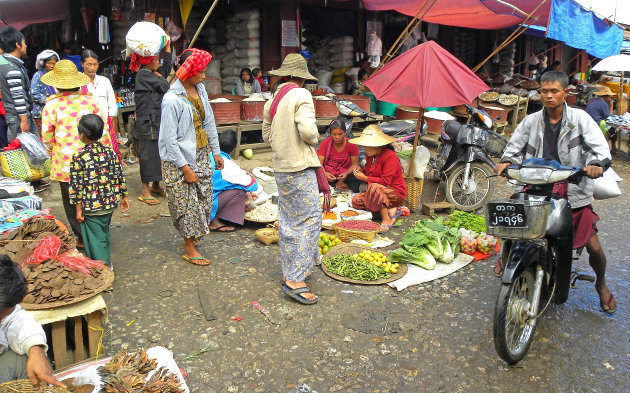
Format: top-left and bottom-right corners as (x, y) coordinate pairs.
(487, 159), (594, 364)
(429, 104), (507, 211)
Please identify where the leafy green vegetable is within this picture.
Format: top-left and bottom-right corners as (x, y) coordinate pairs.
(389, 245), (436, 270)
(397, 150), (413, 159)
(444, 210), (486, 233)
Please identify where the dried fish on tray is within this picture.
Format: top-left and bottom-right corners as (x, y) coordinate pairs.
(478, 91), (500, 102)
(498, 94), (519, 106)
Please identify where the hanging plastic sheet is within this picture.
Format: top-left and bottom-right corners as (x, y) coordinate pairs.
(546, 0), (623, 59)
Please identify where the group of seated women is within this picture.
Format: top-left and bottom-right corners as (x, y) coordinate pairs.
(318, 122), (407, 232)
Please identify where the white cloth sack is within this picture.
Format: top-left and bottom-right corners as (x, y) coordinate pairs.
(125, 22), (168, 57)
(593, 168), (622, 200)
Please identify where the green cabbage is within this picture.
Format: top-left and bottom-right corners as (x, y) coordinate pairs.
(389, 245), (436, 270)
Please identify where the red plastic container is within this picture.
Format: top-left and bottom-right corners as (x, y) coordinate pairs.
(241, 100), (266, 122)
(314, 99), (339, 118)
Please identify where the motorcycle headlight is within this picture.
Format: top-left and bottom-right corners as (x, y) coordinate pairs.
(507, 167), (553, 184)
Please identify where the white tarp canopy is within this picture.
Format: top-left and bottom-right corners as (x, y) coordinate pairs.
(574, 0), (630, 26)
(0, 0), (69, 30)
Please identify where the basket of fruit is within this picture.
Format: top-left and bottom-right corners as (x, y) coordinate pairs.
(318, 232), (342, 255)
(321, 243), (407, 284)
(333, 220), (381, 242)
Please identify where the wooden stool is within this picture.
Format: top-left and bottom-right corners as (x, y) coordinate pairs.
(421, 201), (455, 216)
(47, 310), (105, 370)
(492, 120), (509, 135)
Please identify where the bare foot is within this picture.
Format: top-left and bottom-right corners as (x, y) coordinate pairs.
(595, 282), (616, 313)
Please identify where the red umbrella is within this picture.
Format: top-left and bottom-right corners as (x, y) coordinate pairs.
(364, 40), (489, 176)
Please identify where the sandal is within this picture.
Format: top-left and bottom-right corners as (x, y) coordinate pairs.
(182, 255), (210, 266)
(378, 224), (392, 233)
(493, 258), (504, 277)
(282, 284), (318, 305)
(210, 225), (236, 232)
(151, 189), (166, 197)
(599, 291), (617, 314)
(138, 196), (160, 205)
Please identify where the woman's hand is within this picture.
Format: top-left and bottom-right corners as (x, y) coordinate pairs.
(353, 166), (367, 181)
(214, 155), (224, 170)
(249, 192), (259, 201)
(182, 165), (199, 184)
(325, 171), (337, 182)
(26, 345), (66, 390)
(337, 172), (348, 182)
(120, 196), (130, 212)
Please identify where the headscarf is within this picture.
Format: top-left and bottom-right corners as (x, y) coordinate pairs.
(35, 50), (60, 70)
(129, 53), (156, 72)
(175, 48), (212, 82)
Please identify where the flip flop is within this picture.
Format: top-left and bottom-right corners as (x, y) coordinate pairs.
(282, 284), (318, 305)
(138, 196), (160, 205)
(151, 189), (167, 197)
(378, 224), (393, 233)
(210, 225), (236, 233)
(182, 255), (210, 266)
(600, 292), (617, 314)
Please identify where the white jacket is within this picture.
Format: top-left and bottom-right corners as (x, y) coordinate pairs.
(0, 305), (47, 356)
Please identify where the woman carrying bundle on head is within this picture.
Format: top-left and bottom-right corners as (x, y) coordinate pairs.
(131, 37), (172, 206)
(159, 48), (223, 266)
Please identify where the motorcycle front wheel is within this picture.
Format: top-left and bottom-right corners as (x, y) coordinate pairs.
(493, 268), (539, 365)
(446, 162), (494, 211)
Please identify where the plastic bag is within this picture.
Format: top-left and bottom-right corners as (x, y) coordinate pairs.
(476, 233), (497, 255)
(16, 133), (49, 167)
(593, 168), (622, 200)
(125, 22), (168, 57)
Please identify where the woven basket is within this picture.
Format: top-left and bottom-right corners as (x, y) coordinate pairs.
(333, 220), (380, 242)
(0, 380), (69, 393)
(403, 177), (424, 212)
(255, 227), (278, 245)
(321, 243), (407, 285)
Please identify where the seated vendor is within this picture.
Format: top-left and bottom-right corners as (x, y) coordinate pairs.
(349, 125), (406, 232)
(585, 85), (616, 153)
(236, 68), (262, 96)
(353, 69), (369, 95)
(317, 119), (360, 192)
(0, 255), (65, 389)
(209, 130), (262, 232)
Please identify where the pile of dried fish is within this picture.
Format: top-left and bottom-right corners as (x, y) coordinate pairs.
(22, 259), (108, 305)
(498, 94), (519, 106)
(100, 350), (185, 393)
(0, 217), (75, 262)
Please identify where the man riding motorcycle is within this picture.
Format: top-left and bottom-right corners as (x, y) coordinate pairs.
(495, 71), (615, 314)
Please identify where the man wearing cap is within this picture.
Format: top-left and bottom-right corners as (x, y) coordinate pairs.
(585, 85), (616, 153)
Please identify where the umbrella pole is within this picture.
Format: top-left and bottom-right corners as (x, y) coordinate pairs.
(408, 108), (424, 178)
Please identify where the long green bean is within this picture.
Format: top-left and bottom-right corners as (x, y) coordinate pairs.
(323, 254), (391, 281)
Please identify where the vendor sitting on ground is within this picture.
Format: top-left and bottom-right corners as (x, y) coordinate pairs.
(585, 85), (616, 153)
(0, 255), (65, 389)
(236, 68), (261, 96)
(349, 124), (406, 232)
(209, 129), (262, 232)
(317, 119), (360, 192)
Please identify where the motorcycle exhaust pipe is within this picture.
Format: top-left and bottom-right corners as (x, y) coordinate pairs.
(527, 265), (545, 322)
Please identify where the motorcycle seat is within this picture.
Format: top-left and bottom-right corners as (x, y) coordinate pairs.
(442, 120), (461, 140)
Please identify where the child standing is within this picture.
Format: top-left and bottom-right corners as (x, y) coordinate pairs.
(69, 114), (129, 267)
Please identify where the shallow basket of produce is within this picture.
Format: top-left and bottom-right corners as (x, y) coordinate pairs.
(321, 243), (407, 285)
(333, 220), (381, 242)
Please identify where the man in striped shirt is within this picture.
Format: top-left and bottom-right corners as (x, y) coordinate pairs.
(0, 26), (37, 142)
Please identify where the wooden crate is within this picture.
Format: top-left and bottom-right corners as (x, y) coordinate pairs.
(45, 311), (105, 370)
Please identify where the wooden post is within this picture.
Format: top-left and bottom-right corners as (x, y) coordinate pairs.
(51, 321), (68, 369)
(87, 311), (105, 358)
(73, 316), (87, 363)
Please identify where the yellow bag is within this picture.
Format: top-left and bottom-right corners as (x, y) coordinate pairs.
(0, 149), (51, 182)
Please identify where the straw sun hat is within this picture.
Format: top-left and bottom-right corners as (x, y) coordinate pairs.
(41, 59), (90, 89)
(594, 85), (616, 96)
(349, 124), (396, 147)
(268, 53), (317, 81)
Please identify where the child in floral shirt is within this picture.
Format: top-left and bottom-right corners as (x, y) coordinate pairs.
(69, 114), (129, 267)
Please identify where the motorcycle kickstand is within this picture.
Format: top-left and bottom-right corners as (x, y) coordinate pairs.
(570, 270), (595, 289)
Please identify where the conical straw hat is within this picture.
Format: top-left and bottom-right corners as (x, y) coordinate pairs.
(41, 60), (90, 89)
(349, 124), (396, 147)
(268, 53), (317, 81)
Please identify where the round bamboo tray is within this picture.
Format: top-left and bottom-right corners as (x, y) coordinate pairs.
(20, 266), (114, 311)
(333, 220), (380, 242)
(321, 243), (407, 285)
(255, 227), (278, 245)
(0, 380), (70, 393)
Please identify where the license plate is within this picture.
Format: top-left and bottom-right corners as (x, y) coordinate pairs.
(487, 202), (527, 228)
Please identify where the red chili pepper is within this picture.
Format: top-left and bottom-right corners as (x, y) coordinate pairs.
(233, 317), (244, 321)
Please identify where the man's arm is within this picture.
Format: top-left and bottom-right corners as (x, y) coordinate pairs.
(6, 69), (30, 132)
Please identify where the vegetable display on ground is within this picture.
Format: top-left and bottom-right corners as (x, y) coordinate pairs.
(444, 210), (487, 233)
(319, 233), (342, 255)
(323, 254), (391, 281)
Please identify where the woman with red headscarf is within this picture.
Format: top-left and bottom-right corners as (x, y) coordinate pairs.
(132, 39), (172, 206)
(159, 49), (223, 266)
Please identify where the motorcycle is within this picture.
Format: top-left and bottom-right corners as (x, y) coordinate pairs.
(430, 104), (508, 211)
(487, 158), (592, 364)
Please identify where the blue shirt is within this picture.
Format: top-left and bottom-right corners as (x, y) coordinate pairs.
(209, 152), (258, 219)
(585, 97), (610, 124)
(30, 70), (55, 118)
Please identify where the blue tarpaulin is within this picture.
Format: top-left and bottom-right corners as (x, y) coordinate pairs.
(546, 0), (623, 59)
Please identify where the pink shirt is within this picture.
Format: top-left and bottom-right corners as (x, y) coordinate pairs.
(317, 137), (359, 176)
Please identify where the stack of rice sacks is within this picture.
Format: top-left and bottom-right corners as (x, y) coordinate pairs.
(220, 9), (261, 94)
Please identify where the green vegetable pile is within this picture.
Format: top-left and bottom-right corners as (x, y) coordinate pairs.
(444, 210), (486, 233)
(389, 217), (461, 270)
(396, 150), (413, 159)
(323, 254), (391, 281)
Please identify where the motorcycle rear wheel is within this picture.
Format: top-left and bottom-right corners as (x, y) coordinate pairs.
(446, 162), (494, 211)
(493, 268), (539, 365)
